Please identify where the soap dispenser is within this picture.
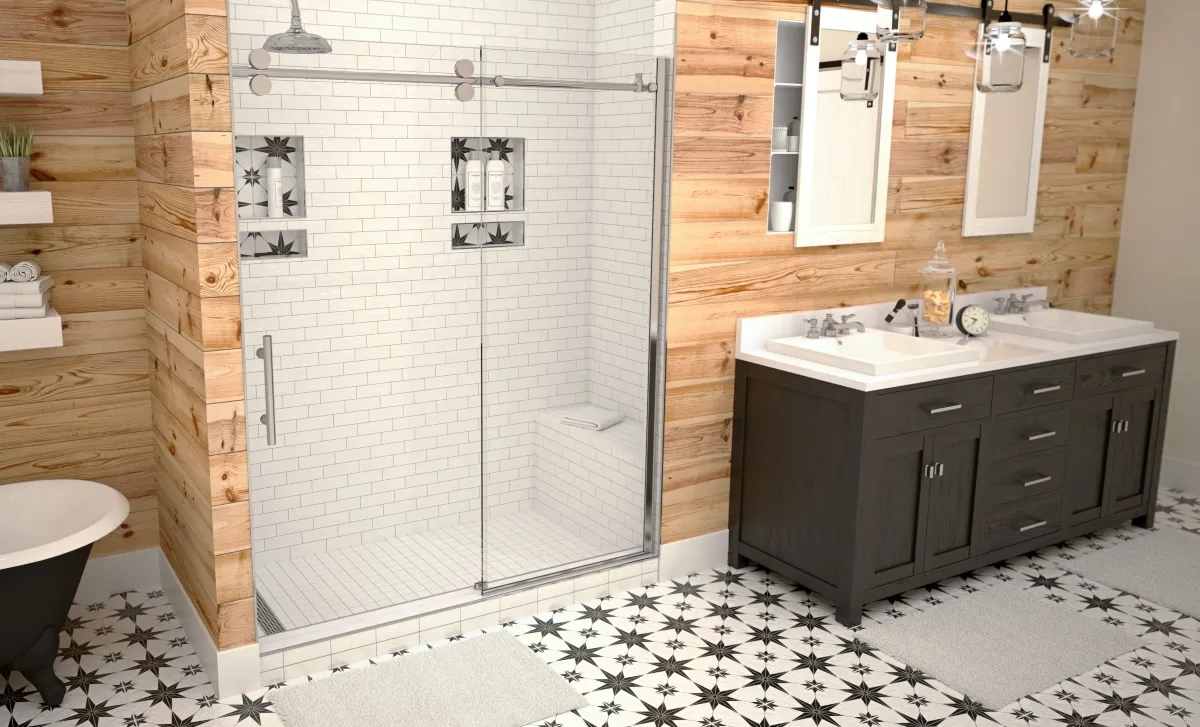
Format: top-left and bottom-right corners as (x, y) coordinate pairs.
(918, 241), (957, 335)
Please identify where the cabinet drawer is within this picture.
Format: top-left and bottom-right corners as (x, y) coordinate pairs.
(870, 378), (993, 438)
(981, 449), (1067, 506)
(977, 493), (1063, 555)
(993, 362), (1076, 414)
(1077, 346), (1167, 396)
(988, 404), (1071, 461)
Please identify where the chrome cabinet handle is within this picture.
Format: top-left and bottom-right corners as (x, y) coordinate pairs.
(1031, 385), (1062, 395)
(924, 464), (935, 479)
(1112, 420), (1119, 434)
(930, 404), (963, 415)
(1120, 368), (1147, 378)
(1023, 475), (1053, 488)
(1027, 431), (1057, 442)
(1019, 520), (1049, 533)
(1121, 420), (1130, 433)
(256, 335), (277, 446)
(937, 463), (945, 477)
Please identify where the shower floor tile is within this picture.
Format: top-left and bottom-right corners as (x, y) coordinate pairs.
(254, 511), (618, 632)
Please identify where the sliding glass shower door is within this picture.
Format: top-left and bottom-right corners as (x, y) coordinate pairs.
(477, 50), (662, 589)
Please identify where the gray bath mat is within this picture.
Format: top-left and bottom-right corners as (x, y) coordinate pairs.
(270, 632), (587, 727)
(861, 583), (1141, 709)
(1065, 528), (1200, 617)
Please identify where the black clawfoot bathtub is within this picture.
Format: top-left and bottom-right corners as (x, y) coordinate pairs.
(0, 481), (128, 706)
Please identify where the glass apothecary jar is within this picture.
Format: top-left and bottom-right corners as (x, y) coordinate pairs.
(919, 241), (957, 332)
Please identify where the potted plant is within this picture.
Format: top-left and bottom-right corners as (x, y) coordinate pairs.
(0, 123), (35, 192)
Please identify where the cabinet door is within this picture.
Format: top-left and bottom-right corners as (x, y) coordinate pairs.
(1107, 386), (1162, 515)
(1063, 394), (1118, 527)
(864, 432), (932, 587)
(923, 422), (983, 570)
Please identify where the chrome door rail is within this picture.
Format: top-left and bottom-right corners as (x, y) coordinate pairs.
(231, 65), (655, 93)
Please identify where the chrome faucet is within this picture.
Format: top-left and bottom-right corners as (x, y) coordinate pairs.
(822, 313), (865, 337)
(995, 294), (1052, 315)
(804, 318), (821, 339)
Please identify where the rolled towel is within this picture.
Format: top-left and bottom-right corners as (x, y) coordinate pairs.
(0, 291), (50, 309)
(0, 275), (52, 295)
(0, 263), (10, 281)
(8, 260), (41, 283)
(0, 304), (48, 320)
(560, 404), (626, 432)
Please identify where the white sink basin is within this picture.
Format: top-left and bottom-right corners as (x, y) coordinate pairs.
(767, 329), (982, 376)
(989, 309), (1154, 344)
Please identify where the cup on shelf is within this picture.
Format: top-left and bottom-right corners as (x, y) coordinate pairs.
(769, 201), (795, 233)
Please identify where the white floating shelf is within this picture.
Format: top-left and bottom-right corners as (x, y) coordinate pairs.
(0, 60), (43, 97)
(0, 191), (53, 225)
(0, 308), (63, 352)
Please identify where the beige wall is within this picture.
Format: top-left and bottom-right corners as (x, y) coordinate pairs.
(1113, 0), (1200, 479)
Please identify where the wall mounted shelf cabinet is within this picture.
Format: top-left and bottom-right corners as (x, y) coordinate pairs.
(0, 191), (53, 225)
(0, 60), (42, 97)
(767, 20), (806, 235)
(729, 341), (1175, 626)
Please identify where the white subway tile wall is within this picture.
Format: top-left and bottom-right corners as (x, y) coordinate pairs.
(229, 0), (675, 620)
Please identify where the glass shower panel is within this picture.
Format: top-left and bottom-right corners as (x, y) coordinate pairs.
(479, 50), (660, 588)
(239, 55), (488, 636)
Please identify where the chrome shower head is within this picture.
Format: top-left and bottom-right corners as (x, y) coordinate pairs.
(264, 0), (332, 54)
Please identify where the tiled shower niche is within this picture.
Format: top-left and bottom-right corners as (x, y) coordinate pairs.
(235, 135), (306, 219)
(451, 137), (525, 213)
(451, 221), (525, 249)
(239, 229), (308, 259)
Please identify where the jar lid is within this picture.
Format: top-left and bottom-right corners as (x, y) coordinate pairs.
(919, 241), (955, 275)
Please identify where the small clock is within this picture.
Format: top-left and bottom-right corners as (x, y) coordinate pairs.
(955, 304), (991, 337)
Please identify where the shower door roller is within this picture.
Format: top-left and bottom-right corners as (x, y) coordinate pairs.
(455, 82), (475, 102)
(454, 58), (475, 79)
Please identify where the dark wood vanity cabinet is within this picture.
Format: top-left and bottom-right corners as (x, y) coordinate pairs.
(728, 342), (1175, 626)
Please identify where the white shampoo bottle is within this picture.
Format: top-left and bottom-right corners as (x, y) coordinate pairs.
(486, 156), (505, 211)
(265, 157), (283, 217)
(465, 159), (484, 212)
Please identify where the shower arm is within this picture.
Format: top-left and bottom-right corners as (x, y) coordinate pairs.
(288, 0), (305, 31)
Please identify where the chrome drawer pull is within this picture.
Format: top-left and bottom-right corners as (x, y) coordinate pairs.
(1032, 385), (1062, 395)
(1027, 431), (1057, 442)
(930, 404), (963, 415)
(1023, 476), (1053, 488)
(1120, 368), (1147, 378)
(937, 463), (945, 477)
(1019, 520), (1049, 533)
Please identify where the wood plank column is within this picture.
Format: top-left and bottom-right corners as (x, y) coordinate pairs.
(127, 0), (254, 652)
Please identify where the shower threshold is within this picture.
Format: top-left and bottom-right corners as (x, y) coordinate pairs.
(255, 511), (647, 654)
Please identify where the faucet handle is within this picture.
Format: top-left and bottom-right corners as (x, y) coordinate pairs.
(840, 313), (857, 323)
(994, 297), (1008, 313)
(1019, 293), (1034, 302)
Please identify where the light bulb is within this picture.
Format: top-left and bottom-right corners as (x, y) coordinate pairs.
(994, 34), (1012, 53)
(855, 48), (868, 66)
(1087, 0), (1104, 20)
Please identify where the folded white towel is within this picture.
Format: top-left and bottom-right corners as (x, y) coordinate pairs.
(0, 275), (52, 295)
(8, 260), (41, 283)
(561, 404), (626, 432)
(0, 291), (50, 309)
(0, 304), (48, 320)
(0, 263), (10, 281)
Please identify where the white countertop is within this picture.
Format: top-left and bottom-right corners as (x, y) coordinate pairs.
(736, 288), (1180, 392)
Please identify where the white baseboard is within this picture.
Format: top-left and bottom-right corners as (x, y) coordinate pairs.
(76, 548), (161, 603)
(1163, 456), (1200, 495)
(658, 529), (729, 582)
(159, 551), (261, 698)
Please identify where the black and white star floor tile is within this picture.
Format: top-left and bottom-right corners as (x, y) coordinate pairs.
(5, 489), (1200, 727)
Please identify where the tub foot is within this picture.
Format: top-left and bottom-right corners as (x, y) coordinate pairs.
(13, 627), (65, 707)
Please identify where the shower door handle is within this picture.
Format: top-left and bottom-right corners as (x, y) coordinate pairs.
(257, 335), (277, 446)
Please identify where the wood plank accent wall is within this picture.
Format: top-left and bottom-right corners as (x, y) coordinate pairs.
(127, 0), (251, 651)
(0, 0), (153, 558)
(663, 0), (1145, 544)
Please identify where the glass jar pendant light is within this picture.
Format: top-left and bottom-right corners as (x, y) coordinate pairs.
(840, 33), (884, 102)
(876, 0), (927, 43)
(975, 1), (1027, 94)
(1070, 0), (1119, 58)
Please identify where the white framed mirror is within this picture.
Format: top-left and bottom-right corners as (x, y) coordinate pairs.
(794, 6), (898, 248)
(962, 25), (1051, 237)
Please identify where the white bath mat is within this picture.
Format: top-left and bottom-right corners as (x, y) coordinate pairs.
(270, 632), (587, 727)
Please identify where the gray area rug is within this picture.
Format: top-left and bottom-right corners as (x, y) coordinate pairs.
(861, 583), (1141, 709)
(270, 632), (587, 727)
(1066, 527), (1200, 618)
